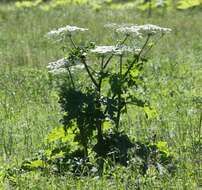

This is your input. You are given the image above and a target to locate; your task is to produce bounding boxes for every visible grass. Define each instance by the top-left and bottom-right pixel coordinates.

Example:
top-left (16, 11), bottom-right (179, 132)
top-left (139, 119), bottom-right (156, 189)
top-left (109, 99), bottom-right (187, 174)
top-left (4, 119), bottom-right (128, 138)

top-left (0, 3), bottom-right (202, 189)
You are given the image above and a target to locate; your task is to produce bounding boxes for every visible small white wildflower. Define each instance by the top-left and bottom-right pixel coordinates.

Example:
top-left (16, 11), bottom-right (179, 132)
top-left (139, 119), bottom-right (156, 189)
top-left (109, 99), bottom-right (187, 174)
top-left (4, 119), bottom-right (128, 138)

top-left (91, 167), bottom-right (98, 173)
top-left (187, 108), bottom-right (197, 116)
top-left (47, 25), bottom-right (88, 39)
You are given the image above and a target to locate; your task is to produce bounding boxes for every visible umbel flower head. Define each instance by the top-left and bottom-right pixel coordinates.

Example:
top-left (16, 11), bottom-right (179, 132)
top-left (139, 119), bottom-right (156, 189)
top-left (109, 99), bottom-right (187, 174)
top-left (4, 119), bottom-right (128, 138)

top-left (106, 23), bottom-right (171, 36)
top-left (135, 24), bottom-right (172, 35)
top-left (91, 45), bottom-right (140, 56)
top-left (47, 58), bottom-right (84, 75)
top-left (47, 58), bottom-right (69, 74)
top-left (116, 26), bottom-right (140, 36)
top-left (47, 25), bottom-right (88, 39)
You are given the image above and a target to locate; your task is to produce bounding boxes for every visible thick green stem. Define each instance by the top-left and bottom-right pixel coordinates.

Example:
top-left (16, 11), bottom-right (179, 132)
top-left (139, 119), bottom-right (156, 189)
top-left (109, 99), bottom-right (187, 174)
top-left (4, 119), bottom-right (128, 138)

top-left (96, 56), bottom-right (105, 144)
top-left (80, 56), bottom-right (104, 144)
top-left (67, 66), bottom-right (75, 89)
top-left (81, 57), bottom-right (99, 89)
top-left (143, 34), bottom-right (164, 57)
top-left (69, 34), bottom-right (77, 49)
top-left (115, 55), bottom-right (123, 131)
top-left (96, 94), bottom-right (103, 145)
top-left (80, 128), bottom-right (88, 157)
top-left (104, 35), bottom-right (150, 120)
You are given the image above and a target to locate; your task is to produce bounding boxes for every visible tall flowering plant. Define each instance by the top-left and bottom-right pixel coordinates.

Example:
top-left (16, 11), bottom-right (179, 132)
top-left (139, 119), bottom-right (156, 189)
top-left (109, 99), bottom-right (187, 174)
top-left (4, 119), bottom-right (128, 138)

top-left (47, 24), bottom-right (171, 157)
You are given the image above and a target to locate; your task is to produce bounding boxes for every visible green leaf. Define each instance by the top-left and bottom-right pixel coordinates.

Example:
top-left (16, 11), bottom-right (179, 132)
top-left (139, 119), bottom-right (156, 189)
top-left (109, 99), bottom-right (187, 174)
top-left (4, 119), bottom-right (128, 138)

top-left (61, 128), bottom-right (77, 144)
top-left (143, 106), bottom-right (158, 119)
top-left (47, 126), bottom-right (65, 143)
top-left (47, 124), bottom-right (79, 149)
top-left (25, 160), bottom-right (44, 169)
top-left (156, 141), bottom-right (169, 155)
top-left (130, 69), bottom-right (140, 79)
top-left (138, 0), bottom-right (173, 10)
top-left (177, 0), bottom-right (202, 9)
top-left (15, 0), bottom-right (42, 9)
top-left (103, 121), bottom-right (112, 132)
top-left (50, 151), bottom-right (65, 160)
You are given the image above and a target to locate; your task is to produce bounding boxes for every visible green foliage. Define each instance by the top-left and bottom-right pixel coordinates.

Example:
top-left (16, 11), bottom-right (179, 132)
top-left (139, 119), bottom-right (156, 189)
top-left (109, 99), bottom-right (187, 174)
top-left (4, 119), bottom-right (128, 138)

top-left (21, 19), bottom-right (174, 178)
top-left (14, 0), bottom-right (91, 10)
top-left (138, 0), bottom-right (173, 10)
top-left (59, 86), bottom-right (98, 152)
top-left (12, 0), bottom-right (202, 13)
top-left (143, 105), bottom-right (158, 119)
top-left (48, 24), bottom-right (163, 159)
top-left (15, 0), bottom-right (42, 8)
top-left (22, 160), bottom-right (45, 170)
top-left (177, 0), bottom-right (202, 9)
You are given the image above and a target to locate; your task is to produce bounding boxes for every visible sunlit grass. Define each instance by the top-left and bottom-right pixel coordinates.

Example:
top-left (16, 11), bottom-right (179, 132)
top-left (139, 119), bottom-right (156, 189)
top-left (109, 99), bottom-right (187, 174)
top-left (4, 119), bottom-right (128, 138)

top-left (0, 3), bottom-right (202, 189)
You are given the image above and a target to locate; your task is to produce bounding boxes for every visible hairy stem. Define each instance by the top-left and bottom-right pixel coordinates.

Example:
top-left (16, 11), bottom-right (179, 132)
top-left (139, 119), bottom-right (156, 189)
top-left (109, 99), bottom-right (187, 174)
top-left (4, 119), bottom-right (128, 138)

top-left (67, 66), bottom-right (75, 89)
top-left (69, 34), bottom-right (77, 49)
top-left (96, 56), bottom-right (105, 144)
top-left (103, 34), bottom-right (129, 69)
top-left (123, 34), bottom-right (151, 79)
top-left (115, 55), bottom-right (123, 131)
top-left (143, 34), bottom-right (164, 57)
top-left (81, 56), bottom-right (99, 89)
top-left (104, 35), bottom-right (150, 117)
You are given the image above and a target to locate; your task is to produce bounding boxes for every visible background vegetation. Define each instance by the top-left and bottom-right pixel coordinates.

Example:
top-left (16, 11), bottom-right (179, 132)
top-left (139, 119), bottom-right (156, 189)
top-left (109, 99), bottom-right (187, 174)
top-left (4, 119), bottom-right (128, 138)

top-left (0, 0), bottom-right (202, 189)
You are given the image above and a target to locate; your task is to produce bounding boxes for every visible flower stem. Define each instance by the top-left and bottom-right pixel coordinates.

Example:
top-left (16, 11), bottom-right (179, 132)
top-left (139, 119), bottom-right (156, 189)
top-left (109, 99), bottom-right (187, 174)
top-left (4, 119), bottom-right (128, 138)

top-left (67, 66), bottom-right (75, 89)
top-left (115, 55), bottom-right (123, 131)
top-left (69, 34), bottom-right (77, 49)
top-left (81, 56), bottom-right (99, 89)
top-left (123, 34), bottom-right (151, 79)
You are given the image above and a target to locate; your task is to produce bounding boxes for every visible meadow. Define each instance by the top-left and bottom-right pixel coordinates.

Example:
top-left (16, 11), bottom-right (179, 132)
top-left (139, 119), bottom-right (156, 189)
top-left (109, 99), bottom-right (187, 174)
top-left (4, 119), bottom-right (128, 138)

top-left (0, 1), bottom-right (202, 189)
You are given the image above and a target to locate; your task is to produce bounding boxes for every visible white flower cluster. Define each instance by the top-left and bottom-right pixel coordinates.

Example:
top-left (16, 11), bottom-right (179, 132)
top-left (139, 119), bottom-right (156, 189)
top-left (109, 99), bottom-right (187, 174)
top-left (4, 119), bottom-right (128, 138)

top-left (91, 46), bottom-right (115, 55)
top-left (116, 25), bottom-right (140, 36)
top-left (136, 24), bottom-right (172, 35)
top-left (106, 23), bottom-right (171, 36)
top-left (47, 58), bottom-right (84, 74)
top-left (90, 45), bottom-right (140, 56)
top-left (47, 25), bottom-right (88, 39)
top-left (47, 58), bottom-right (69, 74)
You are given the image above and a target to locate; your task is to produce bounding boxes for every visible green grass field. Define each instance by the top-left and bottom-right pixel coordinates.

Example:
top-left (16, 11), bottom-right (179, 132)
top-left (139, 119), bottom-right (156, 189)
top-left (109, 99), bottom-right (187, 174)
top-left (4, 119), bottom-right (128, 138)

top-left (0, 2), bottom-right (202, 189)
